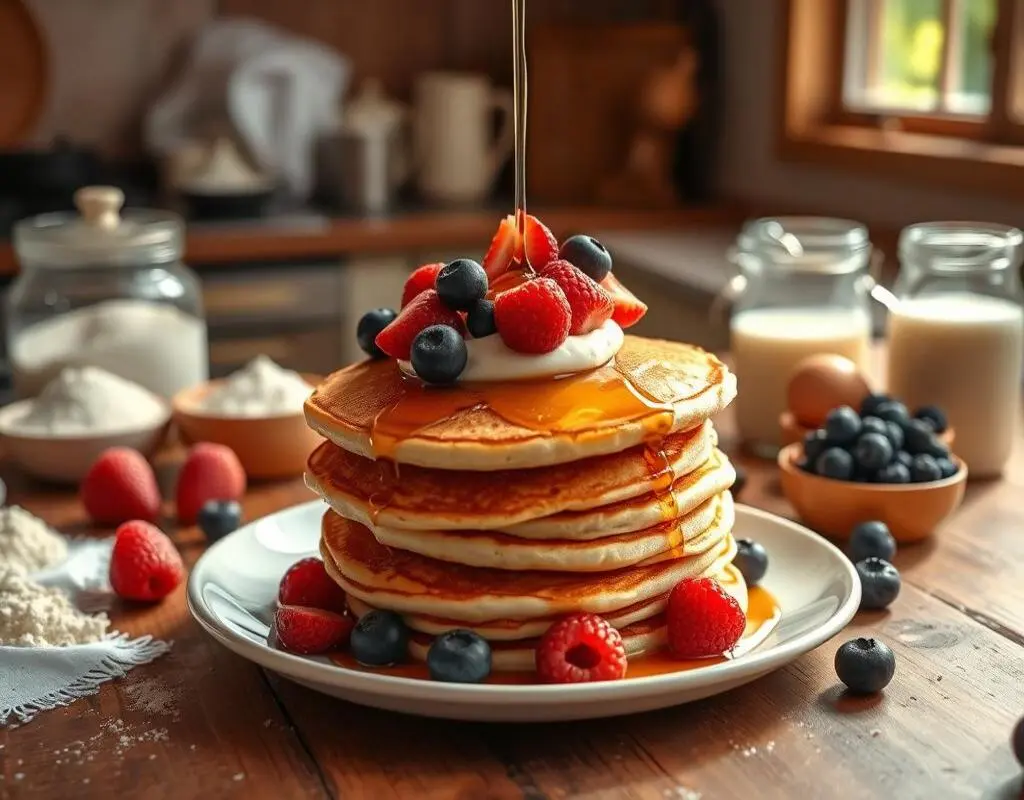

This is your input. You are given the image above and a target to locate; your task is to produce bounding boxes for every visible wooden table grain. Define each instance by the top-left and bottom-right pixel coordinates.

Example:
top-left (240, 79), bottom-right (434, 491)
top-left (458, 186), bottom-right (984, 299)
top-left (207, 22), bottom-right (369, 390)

top-left (2, 414), bottom-right (1024, 800)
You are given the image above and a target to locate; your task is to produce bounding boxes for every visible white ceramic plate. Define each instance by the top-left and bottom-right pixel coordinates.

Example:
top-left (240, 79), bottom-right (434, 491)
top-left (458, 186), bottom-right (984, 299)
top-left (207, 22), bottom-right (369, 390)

top-left (187, 501), bottom-right (860, 722)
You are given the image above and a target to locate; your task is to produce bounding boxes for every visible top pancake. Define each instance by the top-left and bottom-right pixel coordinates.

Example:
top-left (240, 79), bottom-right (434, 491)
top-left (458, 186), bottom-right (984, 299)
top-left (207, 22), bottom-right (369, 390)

top-left (305, 335), bottom-right (735, 470)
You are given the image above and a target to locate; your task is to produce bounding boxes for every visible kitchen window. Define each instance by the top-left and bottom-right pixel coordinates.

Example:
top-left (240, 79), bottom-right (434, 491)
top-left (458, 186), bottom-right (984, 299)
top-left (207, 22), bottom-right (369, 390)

top-left (780, 0), bottom-right (1024, 195)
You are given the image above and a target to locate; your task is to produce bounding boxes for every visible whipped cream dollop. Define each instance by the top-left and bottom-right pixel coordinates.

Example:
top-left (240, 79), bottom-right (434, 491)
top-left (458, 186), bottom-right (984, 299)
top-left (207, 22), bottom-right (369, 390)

top-left (401, 320), bottom-right (625, 382)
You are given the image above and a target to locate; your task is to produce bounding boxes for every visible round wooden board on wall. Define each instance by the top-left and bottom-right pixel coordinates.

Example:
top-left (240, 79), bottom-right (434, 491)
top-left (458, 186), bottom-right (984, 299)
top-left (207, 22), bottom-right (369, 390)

top-left (0, 0), bottom-right (48, 146)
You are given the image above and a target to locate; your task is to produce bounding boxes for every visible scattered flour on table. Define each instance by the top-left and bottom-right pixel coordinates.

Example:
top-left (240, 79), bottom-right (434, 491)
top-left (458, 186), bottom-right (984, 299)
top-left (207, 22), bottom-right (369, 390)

top-left (0, 568), bottom-right (108, 646)
top-left (0, 505), bottom-right (67, 574)
top-left (200, 355), bottom-right (312, 417)
top-left (124, 675), bottom-right (181, 719)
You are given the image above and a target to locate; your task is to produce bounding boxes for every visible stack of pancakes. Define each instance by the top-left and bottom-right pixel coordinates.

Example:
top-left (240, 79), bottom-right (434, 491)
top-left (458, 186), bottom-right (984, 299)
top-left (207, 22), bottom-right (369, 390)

top-left (305, 336), bottom-right (739, 671)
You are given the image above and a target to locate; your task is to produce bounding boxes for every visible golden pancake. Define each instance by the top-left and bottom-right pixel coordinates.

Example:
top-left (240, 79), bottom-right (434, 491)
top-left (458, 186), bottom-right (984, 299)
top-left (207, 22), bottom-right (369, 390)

top-left (305, 336), bottom-right (735, 470)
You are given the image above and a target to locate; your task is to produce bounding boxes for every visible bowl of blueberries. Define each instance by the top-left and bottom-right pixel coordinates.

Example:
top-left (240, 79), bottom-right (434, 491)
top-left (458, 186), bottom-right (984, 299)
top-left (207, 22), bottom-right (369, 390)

top-left (778, 393), bottom-right (967, 543)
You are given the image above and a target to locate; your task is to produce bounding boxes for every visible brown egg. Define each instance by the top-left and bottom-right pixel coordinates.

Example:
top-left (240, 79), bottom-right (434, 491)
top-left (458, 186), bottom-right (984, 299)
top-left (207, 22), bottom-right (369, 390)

top-left (787, 354), bottom-right (872, 428)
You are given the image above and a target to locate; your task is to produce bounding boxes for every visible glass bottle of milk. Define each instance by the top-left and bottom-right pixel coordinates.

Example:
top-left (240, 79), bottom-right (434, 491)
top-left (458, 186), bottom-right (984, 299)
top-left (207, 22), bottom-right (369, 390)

top-left (729, 217), bottom-right (874, 457)
top-left (887, 222), bottom-right (1024, 478)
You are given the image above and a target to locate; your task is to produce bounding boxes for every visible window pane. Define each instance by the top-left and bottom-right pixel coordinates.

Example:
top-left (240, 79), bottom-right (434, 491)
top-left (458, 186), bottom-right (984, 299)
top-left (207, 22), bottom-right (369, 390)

top-left (946, 0), bottom-right (996, 114)
top-left (871, 0), bottom-right (945, 112)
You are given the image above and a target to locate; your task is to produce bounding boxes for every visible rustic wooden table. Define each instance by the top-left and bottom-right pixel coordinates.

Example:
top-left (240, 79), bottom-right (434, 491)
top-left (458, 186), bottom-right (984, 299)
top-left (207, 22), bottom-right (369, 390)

top-left (2, 409), bottom-right (1024, 800)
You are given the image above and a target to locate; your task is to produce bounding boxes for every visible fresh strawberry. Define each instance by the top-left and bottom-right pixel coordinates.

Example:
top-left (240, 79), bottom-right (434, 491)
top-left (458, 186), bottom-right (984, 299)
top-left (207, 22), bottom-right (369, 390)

top-left (488, 269), bottom-right (529, 297)
top-left (600, 273), bottom-right (648, 328)
top-left (541, 260), bottom-right (614, 335)
top-left (108, 520), bottom-right (185, 602)
top-left (522, 214), bottom-right (559, 271)
top-left (482, 215), bottom-right (521, 280)
top-left (493, 277), bottom-right (571, 354)
top-left (80, 447), bottom-right (160, 525)
top-left (375, 289), bottom-right (466, 360)
top-left (666, 577), bottom-right (746, 659)
top-left (401, 262), bottom-right (444, 308)
top-left (536, 613), bottom-right (627, 684)
top-left (176, 443), bottom-right (246, 525)
top-left (278, 557), bottom-right (348, 613)
top-left (275, 604), bottom-right (354, 655)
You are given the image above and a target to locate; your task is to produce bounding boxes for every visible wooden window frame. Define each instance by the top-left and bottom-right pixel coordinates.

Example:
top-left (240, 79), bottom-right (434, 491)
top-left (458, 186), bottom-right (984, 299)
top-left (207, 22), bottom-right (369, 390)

top-left (779, 0), bottom-right (1024, 197)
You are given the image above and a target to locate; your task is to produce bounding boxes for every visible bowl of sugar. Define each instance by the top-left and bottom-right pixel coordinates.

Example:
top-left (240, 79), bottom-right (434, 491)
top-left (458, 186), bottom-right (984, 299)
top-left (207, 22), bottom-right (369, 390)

top-left (0, 367), bottom-right (171, 484)
top-left (172, 356), bottom-right (322, 480)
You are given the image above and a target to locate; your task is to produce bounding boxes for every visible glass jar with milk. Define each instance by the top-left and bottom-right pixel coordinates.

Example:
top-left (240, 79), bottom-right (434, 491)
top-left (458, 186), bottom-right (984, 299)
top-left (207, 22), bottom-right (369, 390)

top-left (730, 217), bottom-right (874, 457)
top-left (887, 222), bottom-right (1024, 478)
top-left (7, 186), bottom-right (208, 399)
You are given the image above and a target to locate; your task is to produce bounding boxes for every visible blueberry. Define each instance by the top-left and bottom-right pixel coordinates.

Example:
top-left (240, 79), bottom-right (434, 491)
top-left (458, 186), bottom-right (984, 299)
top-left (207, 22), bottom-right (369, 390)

top-left (426, 629), bottom-right (492, 683)
top-left (824, 406), bottom-right (861, 445)
top-left (860, 393), bottom-right (891, 418)
top-left (895, 450), bottom-right (914, 470)
top-left (197, 500), bottom-right (243, 542)
top-left (356, 308), bottom-right (397, 359)
top-left (874, 400), bottom-right (911, 427)
top-left (914, 404), bottom-right (948, 433)
top-left (1013, 716), bottom-right (1024, 767)
top-left (732, 465), bottom-right (747, 498)
top-left (559, 235), bottom-right (613, 282)
top-left (860, 416), bottom-right (888, 439)
top-left (856, 557), bottom-right (901, 610)
top-left (853, 432), bottom-right (894, 471)
top-left (410, 325), bottom-right (467, 385)
top-left (350, 610), bottom-right (409, 666)
top-left (466, 298), bottom-right (497, 338)
top-left (816, 447), bottom-right (854, 480)
top-left (876, 461), bottom-right (911, 484)
top-left (885, 421), bottom-right (905, 452)
top-left (849, 521), bottom-right (896, 562)
top-left (436, 259), bottom-right (488, 311)
top-left (935, 457), bottom-right (959, 479)
top-left (803, 429), bottom-right (830, 464)
top-left (902, 419), bottom-right (949, 458)
top-left (835, 637), bottom-right (896, 694)
top-left (733, 538), bottom-right (769, 586)
top-left (910, 453), bottom-right (942, 483)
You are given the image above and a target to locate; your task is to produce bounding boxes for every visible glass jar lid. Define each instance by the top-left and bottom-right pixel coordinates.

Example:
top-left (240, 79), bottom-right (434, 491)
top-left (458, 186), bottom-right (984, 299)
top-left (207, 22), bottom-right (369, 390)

top-left (13, 186), bottom-right (184, 268)
top-left (736, 216), bottom-right (871, 274)
top-left (899, 221), bottom-right (1024, 273)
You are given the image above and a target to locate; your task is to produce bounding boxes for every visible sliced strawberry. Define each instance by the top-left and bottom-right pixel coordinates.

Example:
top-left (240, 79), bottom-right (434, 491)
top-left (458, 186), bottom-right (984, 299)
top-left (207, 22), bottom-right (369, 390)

top-left (600, 273), bottom-right (648, 329)
top-left (274, 605), bottom-right (354, 655)
top-left (522, 215), bottom-right (559, 271)
top-left (401, 263), bottom-right (444, 308)
top-left (482, 215), bottom-right (521, 281)
top-left (541, 260), bottom-right (614, 335)
top-left (494, 277), bottom-right (571, 354)
top-left (375, 289), bottom-right (466, 360)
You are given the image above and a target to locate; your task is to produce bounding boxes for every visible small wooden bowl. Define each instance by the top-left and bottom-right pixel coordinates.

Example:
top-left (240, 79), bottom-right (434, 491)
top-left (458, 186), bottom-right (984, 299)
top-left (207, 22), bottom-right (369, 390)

top-left (777, 442), bottom-right (967, 543)
top-left (172, 375), bottom-right (323, 480)
top-left (780, 410), bottom-right (956, 449)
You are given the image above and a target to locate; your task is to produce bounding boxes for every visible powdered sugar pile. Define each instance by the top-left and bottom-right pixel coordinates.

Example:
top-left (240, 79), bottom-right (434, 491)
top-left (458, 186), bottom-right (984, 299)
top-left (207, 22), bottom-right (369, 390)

top-left (200, 355), bottom-right (312, 417)
top-left (0, 568), bottom-right (108, 646)
top-left (0, 506), bottom-right (67, 575)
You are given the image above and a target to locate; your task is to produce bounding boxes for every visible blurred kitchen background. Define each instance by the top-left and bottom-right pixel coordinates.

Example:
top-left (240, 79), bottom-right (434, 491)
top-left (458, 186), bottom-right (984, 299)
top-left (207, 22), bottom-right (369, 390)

top-left (0, 0), bottom-right (1021, 400)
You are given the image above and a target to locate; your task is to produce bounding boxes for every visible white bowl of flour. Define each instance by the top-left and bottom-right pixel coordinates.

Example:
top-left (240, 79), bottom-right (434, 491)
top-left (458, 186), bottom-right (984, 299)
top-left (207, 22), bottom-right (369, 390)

top-left (0, 367), bottom-right (171, 484)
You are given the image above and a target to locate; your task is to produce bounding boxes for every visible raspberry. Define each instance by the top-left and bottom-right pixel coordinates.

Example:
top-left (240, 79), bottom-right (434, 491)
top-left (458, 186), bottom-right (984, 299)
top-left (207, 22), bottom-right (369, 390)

top-left (401, 263), bottom-right (444, 308)
top-left (375, 289), bottom-right (466, 360)
top-left (600, 273), bottom-right (648, 329)
top-left (278, 557), bottom-right (348, 612)
top-left (176, 443), bottom-right (246, 524)
top-left (522, 214), bottom-right (559, 271)
top-left (482, 215), bottom-right (521, 280)
top-left (80, 447), bottom-right (161, 525)
top-left (666, 577), bottom-right (746, 659)
top-left (493, 277), bottom-right (571, 354)
top-left (108, 520), bottom-right (185, 602)
top-left (536, 613), bottom-right (627, 684)
top-left (274, 605), bottom-right (354, 655)
top-left (541, 260), bottom-right (614, 335)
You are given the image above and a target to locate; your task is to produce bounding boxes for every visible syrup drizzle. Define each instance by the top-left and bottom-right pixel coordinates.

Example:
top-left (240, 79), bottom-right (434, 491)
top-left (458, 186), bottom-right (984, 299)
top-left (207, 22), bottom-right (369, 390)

top-left (643, 442), bottom-right (681, 522)
top-left (512, 0), bottom-right (530, 266)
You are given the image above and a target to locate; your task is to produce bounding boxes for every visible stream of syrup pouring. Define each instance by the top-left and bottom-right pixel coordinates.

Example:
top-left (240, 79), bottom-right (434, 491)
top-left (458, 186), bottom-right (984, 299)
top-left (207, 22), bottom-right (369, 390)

top-left (512, 0), bottom-right (531, 271)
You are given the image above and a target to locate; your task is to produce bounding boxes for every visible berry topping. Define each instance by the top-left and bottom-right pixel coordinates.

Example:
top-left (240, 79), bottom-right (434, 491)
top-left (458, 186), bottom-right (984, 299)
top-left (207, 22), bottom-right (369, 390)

top-left (856, 557), bottom-right (901, 610)
top-left (493, 276), bottom-right (571, 354)
top-left (814, 447), bottom-right (854, 480)
top-left (859, 415), bottom-right (889, 439)
top-left (176, 443), bottom-right (246, 525)
top-left (108, 520), bottom-right (184, 602)
top-left (411, 324), bottom-right (468, 385)
top-left (374, 289), bottom-right (466, 361)
top-left (733, 539), bottom-right (769, 586)
top-left (853, 431), bottom-right (894, 471)
top-left (81, 447), bottom-right (161, 525)
top-left (902, 419), bottom-right (949, 458)
top-left (522, 214), bottom-right (560, 270)
top-left (274, 605), bottom-right (354, 655)
top-left (835, 637), bottom-right (896, 694)
top-left (824, 405), bottom-right (861, 445)
top-left (483, 215), bottom-right (521, 280)
top-left (540, 259), bottom-right (614, 335)
top-left (874, 400), bottom-right (911, 427)
top-left (559, 235), bottom-right (613, 283)
top-left (357, 308), bottom-right (397, 359)
top-left (935, 457), bottom-right (959, 479)
top-left (876, 461), bottom-right (911, 483)
top-left (466, 298), bottom-right (497, 338)
top-left (599, 273), bottom-right (648, 328)
top-left (427, 629), bottom-right (493, 683)
top-left (536, 612), bottom-right (627, 684)
top-left (803, 428), bottom-right (830, 464)
top-left (278, 557), bottom-right (348, 613)
top-left (848, 521), bottom-right (896, 563)
top-left (436, 258), bottom-right (488, 311)
top-left (885, 420), bottom-right (905, 451)
top-left (350, 609), bottom-right (409, 666)
top-left (859, 393), bottom-right (891, 418)
top-left (914, 404), bottom-right (948, 433)
top-left (666, 577), bottom-right (746, 659)
top-left (910, 453), bottom-right (942, 482)
top-left (401, 263), bottom-right (444, 308)
top-left (197, 499), bottom-right (242, 542)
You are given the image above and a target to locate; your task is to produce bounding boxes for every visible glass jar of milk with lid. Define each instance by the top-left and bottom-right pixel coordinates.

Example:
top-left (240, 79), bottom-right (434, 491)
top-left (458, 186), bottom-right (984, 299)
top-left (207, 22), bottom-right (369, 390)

top-left (729, 217), bottom-right (874, 457)
top-left (7, 186), bottom-right (208, 399)
top-left (887, 222), bottom-right (1024, 478)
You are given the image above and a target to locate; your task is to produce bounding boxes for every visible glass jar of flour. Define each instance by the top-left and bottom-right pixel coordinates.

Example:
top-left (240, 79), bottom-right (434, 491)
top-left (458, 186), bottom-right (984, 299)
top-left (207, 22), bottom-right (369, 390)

top-left (7, 186), bottom-right (208, 399)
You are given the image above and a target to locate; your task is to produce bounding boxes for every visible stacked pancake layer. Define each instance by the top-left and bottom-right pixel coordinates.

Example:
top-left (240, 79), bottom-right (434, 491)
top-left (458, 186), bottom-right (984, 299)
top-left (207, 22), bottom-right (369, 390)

top-left (305, 335), bottom-right (741, 672)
